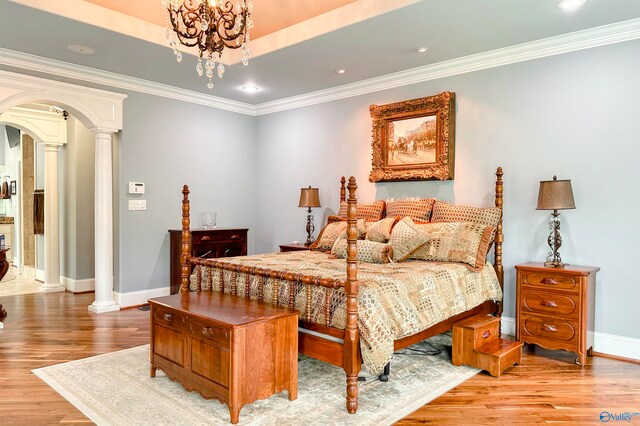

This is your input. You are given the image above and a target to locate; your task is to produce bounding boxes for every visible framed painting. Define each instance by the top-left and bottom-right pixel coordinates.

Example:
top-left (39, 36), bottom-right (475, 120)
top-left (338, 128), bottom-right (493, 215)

top-left (369, 91), bottom-right (456, 182)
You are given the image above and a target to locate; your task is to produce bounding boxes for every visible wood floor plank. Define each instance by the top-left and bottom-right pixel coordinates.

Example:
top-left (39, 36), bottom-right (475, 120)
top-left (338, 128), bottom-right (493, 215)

top-left (1, 291), bottom-right (639, 425)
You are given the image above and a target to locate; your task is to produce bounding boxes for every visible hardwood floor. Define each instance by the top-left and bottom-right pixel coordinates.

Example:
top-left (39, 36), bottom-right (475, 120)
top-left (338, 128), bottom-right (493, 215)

top-left (1, 291), bottom-right (639, 425)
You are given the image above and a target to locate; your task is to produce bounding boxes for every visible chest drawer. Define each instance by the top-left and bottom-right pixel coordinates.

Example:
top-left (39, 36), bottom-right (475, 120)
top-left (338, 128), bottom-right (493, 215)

top-left (153, 305), bottom-right (187, 331)
top-left (193, 230), bottom-right (247, 244)
top-left (520, 289), bottom-right (579, 318)
top-left (190, 318), bottom-right (230, 349)
top-left (519, 270), bottom-right (580, 293)
top-left (519, 313), bottom-right (578, 345)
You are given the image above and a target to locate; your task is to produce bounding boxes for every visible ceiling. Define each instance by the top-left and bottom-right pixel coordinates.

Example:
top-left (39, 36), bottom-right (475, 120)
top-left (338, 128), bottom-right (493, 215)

top-left (1, 0), bottom-right (640, 105)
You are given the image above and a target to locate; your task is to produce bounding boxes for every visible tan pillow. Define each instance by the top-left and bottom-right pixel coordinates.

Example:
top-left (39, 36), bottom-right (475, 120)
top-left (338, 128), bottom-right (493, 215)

top-left (385, 198), bottom-right (435, 222)
top-left (332, 239), bottom-right (394, 264)
top-left (337, 200), bottom-right (385, 221)
top-left (388, 217), bottom-right (429, 262)
top-left (309, 221), bottom-right (347, 252)
top-left (412, 222), bottom-right (494, 271)
top-left (430, 201), bottom-right (501, 242)
top-left (365, 217), bottom-right (397, 243)
top-left (332, 219), bottom-right (368, 249)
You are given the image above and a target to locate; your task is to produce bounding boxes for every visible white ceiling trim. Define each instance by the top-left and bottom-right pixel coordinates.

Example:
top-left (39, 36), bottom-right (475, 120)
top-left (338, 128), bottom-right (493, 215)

top-left (254, 17), bottom-right (640, 115)
top-left (1, 17), bottom-right (640, 117)
top-left (0, 48), bottom-right (256, 116)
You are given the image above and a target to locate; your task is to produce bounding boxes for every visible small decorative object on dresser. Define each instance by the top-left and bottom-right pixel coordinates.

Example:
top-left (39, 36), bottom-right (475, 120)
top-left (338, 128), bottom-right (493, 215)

top-left (298, 186), bottom-right (321, 246)
top-left (515, 262), bottom-right (599, 366)
top-left (279, 243), bottom-right (310, 252)
top-left (168, 228), bottom-right (248, 294)
top-left (536, 176), bottom-right (575, 267)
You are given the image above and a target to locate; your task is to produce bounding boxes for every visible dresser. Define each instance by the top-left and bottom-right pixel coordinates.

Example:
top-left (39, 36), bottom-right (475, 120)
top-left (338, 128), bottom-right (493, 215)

top-left (515, 262), bottom-right (599, 366)
top-left (149, 292), bottom-right (298, 424)
top-left (169, 228), bottom-right (248, 294)
top-left (279, 243), bottom-right (310, 252)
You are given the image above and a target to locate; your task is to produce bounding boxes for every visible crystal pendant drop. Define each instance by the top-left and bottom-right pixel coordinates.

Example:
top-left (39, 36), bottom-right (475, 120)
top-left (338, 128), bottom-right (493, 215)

top-left (217, 63), bottom-right (225, 78)
top-left (207, 80), bottom-right (214, 89)
top-left (196, 60), bottom-right (203, 76)
top-left (206, 68), bottom-right (214, 79)
top-left (176, 51), bottom-right (182, 62)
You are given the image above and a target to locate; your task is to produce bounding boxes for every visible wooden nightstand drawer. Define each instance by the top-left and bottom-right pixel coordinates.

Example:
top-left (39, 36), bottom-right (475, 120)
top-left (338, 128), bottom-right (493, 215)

top-left (520, 270), bottom-right (579, 293)
top-left (519, 313), bottom-right (578, 344)
top-left (520, 288), bottom-right (579, 318)
top-left (194, 230), bottom-right (246, 244)
top-left (153, 305), bottom-right (187, 331)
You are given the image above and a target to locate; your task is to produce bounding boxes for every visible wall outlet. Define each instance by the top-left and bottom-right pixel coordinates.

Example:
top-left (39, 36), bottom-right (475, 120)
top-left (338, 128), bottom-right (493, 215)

top-left (128, 200), bottom-right (147, 211)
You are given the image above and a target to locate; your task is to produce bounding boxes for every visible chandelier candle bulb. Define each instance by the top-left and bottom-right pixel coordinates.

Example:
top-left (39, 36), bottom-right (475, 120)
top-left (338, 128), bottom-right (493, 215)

top-left (165, 0), bottom-right (253, 89)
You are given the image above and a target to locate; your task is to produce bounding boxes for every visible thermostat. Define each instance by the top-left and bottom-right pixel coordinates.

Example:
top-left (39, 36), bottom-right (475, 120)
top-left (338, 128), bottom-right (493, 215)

top-left (128, 182), bottom-right (145, 194)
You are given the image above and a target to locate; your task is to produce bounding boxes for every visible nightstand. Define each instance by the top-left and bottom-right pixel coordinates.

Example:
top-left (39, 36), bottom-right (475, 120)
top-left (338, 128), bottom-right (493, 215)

top-left (515, 262), bottom-right (599, 366)
top-left (279, 243), bottom-right (310, 252)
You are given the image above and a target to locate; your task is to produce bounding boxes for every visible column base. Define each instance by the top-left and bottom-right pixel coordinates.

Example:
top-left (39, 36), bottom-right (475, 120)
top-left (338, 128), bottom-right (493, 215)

top-left (40, 284), bottom-right (66, 293)
top-left (0, 322), bottom-right (4, 329)
top-left (88, 302), bottom-right (120, 314)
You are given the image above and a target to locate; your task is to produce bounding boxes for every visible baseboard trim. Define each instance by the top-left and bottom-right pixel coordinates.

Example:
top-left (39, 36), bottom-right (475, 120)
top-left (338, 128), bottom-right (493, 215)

top-left (35, 268), bottom-right (44, 282)
top-left (114, 287), bottom-right (170, 309)
top-left (61, 277), bottom-right (95, 293)
top-left (500, 316), bottom-right (640, 362)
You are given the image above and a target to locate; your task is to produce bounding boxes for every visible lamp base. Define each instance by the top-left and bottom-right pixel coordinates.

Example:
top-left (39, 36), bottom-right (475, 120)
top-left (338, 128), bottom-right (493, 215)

top-left (544, 260), bottom-right (565, 268)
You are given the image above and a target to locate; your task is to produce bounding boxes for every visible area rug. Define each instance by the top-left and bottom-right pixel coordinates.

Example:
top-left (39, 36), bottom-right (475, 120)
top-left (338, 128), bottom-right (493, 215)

top-left (33, 334), bottom-right (478, 425)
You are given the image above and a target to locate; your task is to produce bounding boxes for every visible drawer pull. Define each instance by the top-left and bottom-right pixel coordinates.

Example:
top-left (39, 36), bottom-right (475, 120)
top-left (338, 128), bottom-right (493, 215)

top-left (200, 236), bottom-right (211, 241)
top-left (163, 313), bottom-right (173, 323)
top-left (542, 324), bottom-right (558, 333)
top-left (540, 277), bottom-right (558, 285)
top-left (230, 234), bottom-right (240, 240)
top-left (542, 300), bottom-right (558, 308)
top-left (482, 330), bottom-right (491, 338)
top-left (202, 327), bottom-right (221, 338)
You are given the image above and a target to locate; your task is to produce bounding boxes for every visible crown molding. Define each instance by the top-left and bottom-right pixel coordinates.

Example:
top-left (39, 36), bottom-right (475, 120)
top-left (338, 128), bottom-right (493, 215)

top-left (2, 17), bottom-right (640, 117)
top-left (254, 17), bottom-right (640, 115)
top-left (0, 48), bottom-right (256, 116)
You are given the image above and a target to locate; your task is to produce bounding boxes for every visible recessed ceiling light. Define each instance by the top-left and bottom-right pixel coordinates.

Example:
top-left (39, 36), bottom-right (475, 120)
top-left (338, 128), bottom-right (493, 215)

top-left (336, 69), bottom-right (346, 74)
top-left (242, 85), bottom-right (260, 93)
top-left (417, 47), bottom-right (428, 53)
top-left (557, 0), bottom-right (587, 12)
top-left (67, 44), bottom-right (95, 55)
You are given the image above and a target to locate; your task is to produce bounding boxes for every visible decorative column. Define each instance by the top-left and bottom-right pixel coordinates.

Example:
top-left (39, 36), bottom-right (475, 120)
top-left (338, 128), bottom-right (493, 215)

top-left (88, 130), bottom-right (120, 313)
top-left (40, 143), bottom-right (65, 293)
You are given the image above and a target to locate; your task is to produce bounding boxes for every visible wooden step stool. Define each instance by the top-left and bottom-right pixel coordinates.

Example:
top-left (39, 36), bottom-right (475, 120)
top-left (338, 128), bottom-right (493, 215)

top-left (452, 315), bottom-right (523, 377)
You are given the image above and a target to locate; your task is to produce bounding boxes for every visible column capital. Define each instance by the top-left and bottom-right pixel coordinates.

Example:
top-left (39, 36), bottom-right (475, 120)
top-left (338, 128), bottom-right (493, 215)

top-left (43, 142), bottom-right (63, 151)
top-left (89, 127), bottom-right (118, 135)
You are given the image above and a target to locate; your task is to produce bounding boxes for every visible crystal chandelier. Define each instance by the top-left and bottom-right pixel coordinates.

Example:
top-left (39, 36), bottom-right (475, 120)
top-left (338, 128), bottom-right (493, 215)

top-left (163, 0), bottom-right (254, 89)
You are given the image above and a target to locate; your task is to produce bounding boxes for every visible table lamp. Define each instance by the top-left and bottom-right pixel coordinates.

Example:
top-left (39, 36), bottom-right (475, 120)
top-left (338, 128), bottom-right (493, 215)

top-left (298, 186), bottom-right (321, 246)
top-left (536, 175), bottom-right (575, 267)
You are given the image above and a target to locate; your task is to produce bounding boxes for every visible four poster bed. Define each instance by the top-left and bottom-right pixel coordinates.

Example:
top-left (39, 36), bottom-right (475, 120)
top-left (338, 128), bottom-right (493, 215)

top-left (177, 167), bottom-right (505, 414)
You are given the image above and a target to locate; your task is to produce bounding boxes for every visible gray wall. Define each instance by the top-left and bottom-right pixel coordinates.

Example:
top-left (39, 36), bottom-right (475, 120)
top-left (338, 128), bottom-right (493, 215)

top-left (64, 117), bottom-right (96, 280)
top-left (255, 39), bottom-right (640, 340)
top-left (116, 92), bottom-right (257, 293)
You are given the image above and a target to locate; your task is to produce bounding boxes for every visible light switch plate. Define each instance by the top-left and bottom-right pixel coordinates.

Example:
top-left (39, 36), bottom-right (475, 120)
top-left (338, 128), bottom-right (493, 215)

top-left (128, 199), bottom-right (147, 211)
top-left (128, 182), bottom-right (145, 194)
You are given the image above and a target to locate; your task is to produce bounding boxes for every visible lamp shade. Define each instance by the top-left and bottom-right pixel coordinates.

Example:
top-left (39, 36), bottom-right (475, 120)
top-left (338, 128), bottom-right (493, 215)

top-left (299, 186), bottom-right (321, 208)
top-left (536, 176), bottom-right (575, 210)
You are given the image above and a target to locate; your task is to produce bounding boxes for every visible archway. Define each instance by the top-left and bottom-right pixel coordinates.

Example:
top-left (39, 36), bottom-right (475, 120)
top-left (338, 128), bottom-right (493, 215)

top-left (0, 70), bottom-right (127, 313)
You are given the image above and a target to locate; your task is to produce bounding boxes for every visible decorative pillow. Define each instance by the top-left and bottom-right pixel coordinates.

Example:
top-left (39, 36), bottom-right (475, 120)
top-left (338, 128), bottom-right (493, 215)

top-left (337, 200), bottom-right (385, 221)
top-left (333, 218), bottom-right (368, 246)
top-left (388, 217), bottom-right (429, 262)
top-left (430, 201), bottom-right (501, 241)
top-left (365, 217), bottom-right (397, 243)
top-left (411, 222), bottom-right (494, 271)
top-left (332, 239), bottom-right (394, 264)
top-left (385, 198), bottom-right (435, 222)
top-left (309, 221), bottom-right (347, 252)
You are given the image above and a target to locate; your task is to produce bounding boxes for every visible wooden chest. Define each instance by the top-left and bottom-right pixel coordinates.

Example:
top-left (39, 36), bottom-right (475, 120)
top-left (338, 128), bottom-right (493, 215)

top-left (515, 263), bottom-right (599, 366)
top-left (149, 292), bottom-right (298, 424)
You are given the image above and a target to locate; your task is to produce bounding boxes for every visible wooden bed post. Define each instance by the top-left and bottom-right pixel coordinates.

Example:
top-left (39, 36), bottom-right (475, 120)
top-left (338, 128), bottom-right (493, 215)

top-left (344, 176), bottom-right (360, 414)
top-left (179, 185), bottom-right (192, 294)
top-left (339, 176), bottom-right (346, 203)
top-left (494, 167), bottom-right (504, 315)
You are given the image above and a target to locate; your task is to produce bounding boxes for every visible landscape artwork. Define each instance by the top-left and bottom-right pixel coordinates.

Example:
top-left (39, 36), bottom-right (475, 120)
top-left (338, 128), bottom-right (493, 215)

top-left (387, 116), bottom-right (437, 166)
top-left (369, 91), bottom-right (456, 182)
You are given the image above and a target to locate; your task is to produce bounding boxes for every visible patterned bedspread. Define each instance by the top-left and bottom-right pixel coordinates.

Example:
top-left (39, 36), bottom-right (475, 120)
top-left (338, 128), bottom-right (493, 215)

top-left (190, 251), bottom-right (502, 373)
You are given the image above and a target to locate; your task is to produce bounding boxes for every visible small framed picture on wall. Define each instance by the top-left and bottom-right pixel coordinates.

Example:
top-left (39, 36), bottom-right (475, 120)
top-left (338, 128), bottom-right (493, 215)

top-left (10, 181), bottom-right (16, 195)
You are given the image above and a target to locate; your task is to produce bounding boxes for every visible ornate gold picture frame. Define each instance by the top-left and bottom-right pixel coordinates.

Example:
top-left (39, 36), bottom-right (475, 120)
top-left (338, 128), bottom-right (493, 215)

top-left (369, 91), bottom-right (455, 182)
